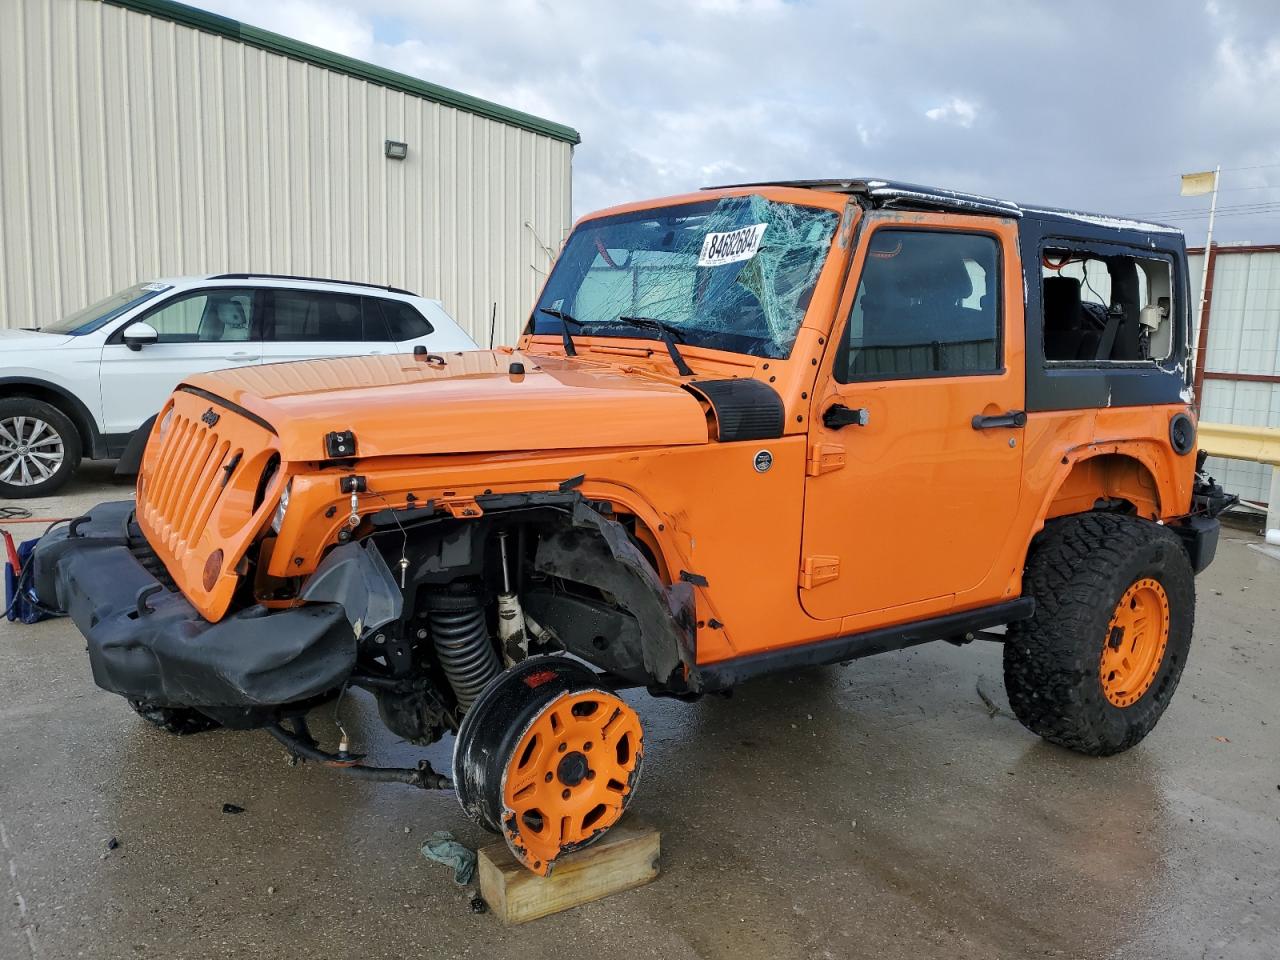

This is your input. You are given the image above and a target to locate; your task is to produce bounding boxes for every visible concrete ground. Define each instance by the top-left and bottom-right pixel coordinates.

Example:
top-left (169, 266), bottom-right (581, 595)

top-left (2, 463), bottom-right (1277, 960)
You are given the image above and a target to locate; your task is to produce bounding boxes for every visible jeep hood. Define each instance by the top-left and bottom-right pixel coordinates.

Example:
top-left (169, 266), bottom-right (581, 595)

top-left (183, 351), bottom-right (711, 460)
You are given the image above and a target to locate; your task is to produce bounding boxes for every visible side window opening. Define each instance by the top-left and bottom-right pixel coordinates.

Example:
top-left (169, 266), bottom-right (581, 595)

top-left (1041, 248), bottom-right (1174, 364)
top-left (143, 289), bottom-right (255, 344)
top-left (837, 229), bottom-right (1001, 382)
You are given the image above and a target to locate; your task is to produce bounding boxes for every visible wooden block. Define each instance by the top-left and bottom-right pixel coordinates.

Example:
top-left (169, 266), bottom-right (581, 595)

top-left (477, 823), bottom-right (660, 924)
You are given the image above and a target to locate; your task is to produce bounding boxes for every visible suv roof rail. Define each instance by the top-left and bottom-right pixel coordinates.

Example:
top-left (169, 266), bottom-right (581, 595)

top-left (209, 273), bottom-right (418, 296)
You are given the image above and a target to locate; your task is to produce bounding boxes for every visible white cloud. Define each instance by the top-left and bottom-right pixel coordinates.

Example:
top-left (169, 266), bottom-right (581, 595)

top-left (193, 0), bottom-right (1280, 244)
top-left (924, 97), bottom-right (978, 128)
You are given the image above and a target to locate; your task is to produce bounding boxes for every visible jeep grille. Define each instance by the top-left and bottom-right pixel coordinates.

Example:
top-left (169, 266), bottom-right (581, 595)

top-left (139, 411), bottom-right (238, 557)
top-left (136, 388), bottom-right (281, 622)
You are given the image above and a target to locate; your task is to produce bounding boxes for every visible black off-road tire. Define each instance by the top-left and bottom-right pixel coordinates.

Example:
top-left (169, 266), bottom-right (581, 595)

top-left (0, 397), bottom-right (82, 498)
top-left (1003, 513), bottom-right (1195, 757)
top-left (128, 699), bottom-right (222, 736)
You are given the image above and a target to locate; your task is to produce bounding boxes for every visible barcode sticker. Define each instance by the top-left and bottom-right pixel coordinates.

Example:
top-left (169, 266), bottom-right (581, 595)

top-left (697, 223), bottom-right (768, 267)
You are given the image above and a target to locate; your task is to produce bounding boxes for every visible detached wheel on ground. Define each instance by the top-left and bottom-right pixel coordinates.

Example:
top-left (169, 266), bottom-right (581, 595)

top-left (1004, 512), bottom-right (1195, 756)
top-left (128, 699), bottom-right (222, 736)
top-left (453, 656), bottom-right (644, 876)
top-left (0, 397), bottom-right (81, 497)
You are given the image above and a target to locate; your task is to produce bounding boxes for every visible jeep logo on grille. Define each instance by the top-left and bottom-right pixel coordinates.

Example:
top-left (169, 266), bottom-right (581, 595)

top-left (201, 408), bottom-right (221, 428)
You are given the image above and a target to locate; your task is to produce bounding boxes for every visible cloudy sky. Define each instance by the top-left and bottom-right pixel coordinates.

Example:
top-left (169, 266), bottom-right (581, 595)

top-left (200, 0), bottom-right (1280, 245)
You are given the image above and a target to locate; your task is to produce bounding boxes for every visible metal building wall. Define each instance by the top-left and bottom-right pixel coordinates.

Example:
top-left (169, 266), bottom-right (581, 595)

top-left (1190, 248), bottom-right (1280, 502)
top-left (0, 0), bottom-right (574, 347)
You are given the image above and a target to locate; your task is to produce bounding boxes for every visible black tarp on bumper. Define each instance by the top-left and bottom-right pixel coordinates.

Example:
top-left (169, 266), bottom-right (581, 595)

top-left (30, 501), bottom-right (394, 723)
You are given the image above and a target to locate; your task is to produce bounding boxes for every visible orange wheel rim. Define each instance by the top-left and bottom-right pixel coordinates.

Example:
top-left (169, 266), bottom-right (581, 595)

top-left (500, 689), bottom-right (643, 875)
top-left (1099, 578), bottom-right (1170, 708)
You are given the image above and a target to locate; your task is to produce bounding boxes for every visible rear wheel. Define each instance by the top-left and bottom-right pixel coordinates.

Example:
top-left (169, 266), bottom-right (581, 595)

top-left (453, 657), bottom-right (644, 875)
top-left (128, 699), bottom-right (222, 736)
top-left (0, 398), bottom-right (82, 498)
top-left (1003, 513), bottom-right (1194, 756)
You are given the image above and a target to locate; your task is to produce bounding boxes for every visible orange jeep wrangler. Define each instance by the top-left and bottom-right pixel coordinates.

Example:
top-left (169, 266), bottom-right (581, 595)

top-left (31, 179), bottom-right (1232, 875)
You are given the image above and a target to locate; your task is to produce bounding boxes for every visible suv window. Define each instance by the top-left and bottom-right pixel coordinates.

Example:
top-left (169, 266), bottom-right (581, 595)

top-left (145, 289), bottom-right (256, 343)
top-left (376, 299), bottom-right (434, 341)
top-left (837, 230), bottom-right (1000, 381)
top-left (1041, 248), bottom-right (1175, 363)
top-left (267, 290), bottom-right (370, 343)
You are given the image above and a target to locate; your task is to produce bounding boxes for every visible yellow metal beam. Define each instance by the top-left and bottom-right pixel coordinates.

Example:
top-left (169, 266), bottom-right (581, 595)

top-left (1198, 422), bottom-right (1280, 466)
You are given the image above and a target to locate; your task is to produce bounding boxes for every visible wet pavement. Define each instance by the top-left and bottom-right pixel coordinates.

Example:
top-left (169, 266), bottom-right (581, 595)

top-left (1, 464), bottom-right (1277, 959)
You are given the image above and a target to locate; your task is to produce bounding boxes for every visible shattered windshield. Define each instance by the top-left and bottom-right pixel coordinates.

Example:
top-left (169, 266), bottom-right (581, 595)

top-left (530, 195), bottom-right (840, 359)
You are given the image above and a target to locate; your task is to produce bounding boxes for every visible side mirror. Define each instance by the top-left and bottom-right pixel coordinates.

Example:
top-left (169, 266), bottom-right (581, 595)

top-left (122, 321), bottom-right (159, 351)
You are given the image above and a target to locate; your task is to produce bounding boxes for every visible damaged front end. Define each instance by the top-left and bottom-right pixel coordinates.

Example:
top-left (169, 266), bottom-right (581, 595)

top-left (30, 500), bottom-right (401, 728)
top-left (31, 485), bottom-right (692, 873)
top-left (30, 486), bottom-right (699, 729)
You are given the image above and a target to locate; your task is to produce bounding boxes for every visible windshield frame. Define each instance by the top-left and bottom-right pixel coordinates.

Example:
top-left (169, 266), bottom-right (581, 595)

top-left (526, 191), bottom-right (846, 361)
top-left (42, 282), bottom-right (172, 336)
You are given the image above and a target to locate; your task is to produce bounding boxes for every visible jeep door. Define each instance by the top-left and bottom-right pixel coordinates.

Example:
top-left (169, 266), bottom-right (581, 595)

top-left (800, 214), bottom-right (1026, 626)
top-left (98, 287), bottom-right (263, 435)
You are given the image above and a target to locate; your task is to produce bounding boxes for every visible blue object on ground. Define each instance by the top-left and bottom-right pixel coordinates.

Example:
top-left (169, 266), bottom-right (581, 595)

top-left (5, 537), bottom-right (55, 624)
top-left (420, 830), bottom-right (478, 886)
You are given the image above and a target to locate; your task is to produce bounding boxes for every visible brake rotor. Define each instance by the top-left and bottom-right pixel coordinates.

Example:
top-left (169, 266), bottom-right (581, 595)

top-left (453, 656), bottom-right (644, 876)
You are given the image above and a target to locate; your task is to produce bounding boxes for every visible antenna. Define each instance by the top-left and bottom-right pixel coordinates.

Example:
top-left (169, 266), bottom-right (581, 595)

top-left (488, 302), bottom-right (497, 349)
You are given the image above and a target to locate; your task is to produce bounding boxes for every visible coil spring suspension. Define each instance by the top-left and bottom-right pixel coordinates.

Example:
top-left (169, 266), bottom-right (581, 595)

top-left (428, 585), bottom-right (501, 711)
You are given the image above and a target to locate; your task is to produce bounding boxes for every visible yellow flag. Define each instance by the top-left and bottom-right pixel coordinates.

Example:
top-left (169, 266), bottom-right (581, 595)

top-left (1180, 171), bottom-right (1217, 196)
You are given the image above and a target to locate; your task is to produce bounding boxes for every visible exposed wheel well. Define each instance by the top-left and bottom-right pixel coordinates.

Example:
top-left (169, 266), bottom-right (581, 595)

top-left (1043, 453), bottom-right (1162, 523)
top-left (0, 379), bottom-right (101, 459)
top-left (361, 493), bottom-right (694, 692)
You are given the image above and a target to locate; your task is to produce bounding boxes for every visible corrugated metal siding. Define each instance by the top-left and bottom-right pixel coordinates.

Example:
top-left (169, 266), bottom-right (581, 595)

top-left (1199, 379), bottom-right (1280, 502)
top-left (0, 0), bottom-right (572, 347)
top-left (1193, 249), bottom-right (1280, 502)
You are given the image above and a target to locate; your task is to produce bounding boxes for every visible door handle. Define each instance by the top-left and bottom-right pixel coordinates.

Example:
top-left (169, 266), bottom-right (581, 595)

top-left (823, 404), bottom-right (870, 429)
top-left (971, 410), bottom-right (1027, 430)
top-left (224, 353), bottom-right (255, 361)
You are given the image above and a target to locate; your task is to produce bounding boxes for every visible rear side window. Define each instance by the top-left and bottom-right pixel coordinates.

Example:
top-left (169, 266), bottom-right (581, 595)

top-left (376, 299), bottom-right (435, 341)
top-left (1041, 248), bottom-right (1176, 363)
top-left (267, 290), bottom-right (366, 342)
top-left (837, 230), bottom-right (1000, 381)
top-left (144, 289), bottom-right (256, 343)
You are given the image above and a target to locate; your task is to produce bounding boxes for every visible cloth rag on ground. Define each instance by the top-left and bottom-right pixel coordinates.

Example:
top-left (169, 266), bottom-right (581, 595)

top-left (420, 830), bottom-right (477, 886)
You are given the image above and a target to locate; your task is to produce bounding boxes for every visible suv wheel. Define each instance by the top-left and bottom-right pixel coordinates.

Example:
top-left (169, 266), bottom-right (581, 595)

top-left (1003, 513), bottom-right (1195, 757)
top-left (128, 699), bottom-right (222, 736)
top-left (0, 398), bottom-right (82, 498)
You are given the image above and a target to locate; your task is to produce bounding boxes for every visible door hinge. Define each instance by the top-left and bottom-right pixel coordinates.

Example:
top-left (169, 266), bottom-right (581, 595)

top-left (807, 443), bottom-right (846, 477)
top-left (799, 555), bottom-right (840, 590)
top-left (438, 495), bottom-right (484, 518)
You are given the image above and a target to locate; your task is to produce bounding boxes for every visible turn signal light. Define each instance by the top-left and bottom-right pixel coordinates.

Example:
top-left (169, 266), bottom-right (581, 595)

top-left (203, 549), bottom-right (224, 591)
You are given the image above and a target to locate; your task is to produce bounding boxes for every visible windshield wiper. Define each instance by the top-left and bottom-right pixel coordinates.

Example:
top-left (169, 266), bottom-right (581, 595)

top-left (615, 316), bottom-right (694, 377)
top-left (537, 307), bottom-right (580, 357)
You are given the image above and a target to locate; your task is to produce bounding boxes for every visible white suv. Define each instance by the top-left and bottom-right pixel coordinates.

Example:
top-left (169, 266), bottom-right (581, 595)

top-left (0, 274), bottom-right (477, 497)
